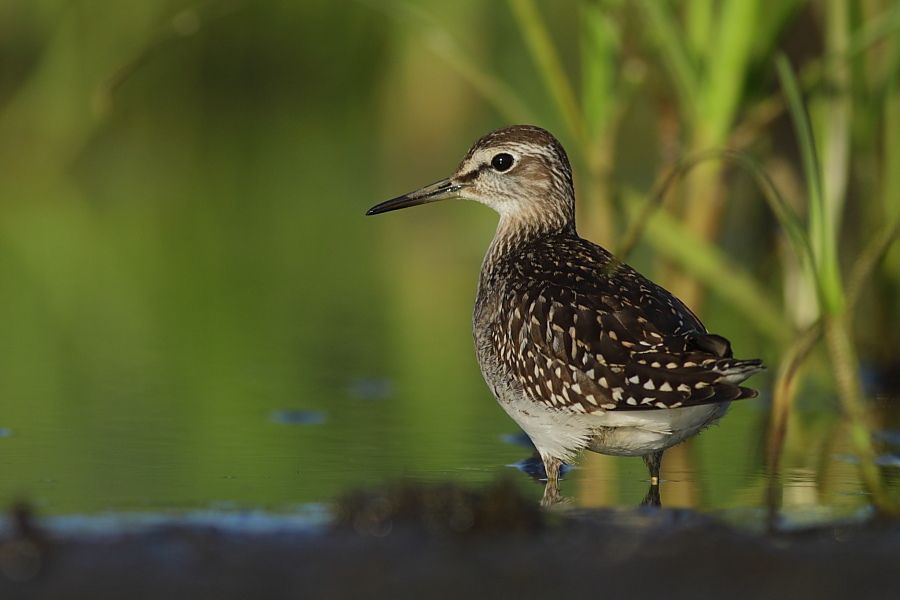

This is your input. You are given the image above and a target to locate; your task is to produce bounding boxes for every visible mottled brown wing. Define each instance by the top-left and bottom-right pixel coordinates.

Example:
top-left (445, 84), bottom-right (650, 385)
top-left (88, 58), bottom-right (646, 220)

top-left (494, 239), bottom-right (761, 413)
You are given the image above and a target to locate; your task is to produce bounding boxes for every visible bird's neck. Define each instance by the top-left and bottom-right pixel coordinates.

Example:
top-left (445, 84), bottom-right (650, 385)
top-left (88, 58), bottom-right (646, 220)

top-left (481, 209), bottom-right (576, 280)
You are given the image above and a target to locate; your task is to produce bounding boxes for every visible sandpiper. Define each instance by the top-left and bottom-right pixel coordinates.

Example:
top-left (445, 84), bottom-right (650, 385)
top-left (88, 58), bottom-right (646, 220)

top-left (367, 125), bottom-right (764, 506)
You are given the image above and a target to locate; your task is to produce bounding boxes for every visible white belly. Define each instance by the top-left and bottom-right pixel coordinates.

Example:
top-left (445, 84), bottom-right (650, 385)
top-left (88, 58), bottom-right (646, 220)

top-left (498, 394), bottom-right (729, 461)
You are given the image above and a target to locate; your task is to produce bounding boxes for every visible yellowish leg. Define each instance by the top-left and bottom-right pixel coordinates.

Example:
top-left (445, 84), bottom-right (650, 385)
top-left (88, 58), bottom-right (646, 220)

top-left (641, 450), bottom-right (664, 507)
top-left (540, 456), bottom-right (562, 508)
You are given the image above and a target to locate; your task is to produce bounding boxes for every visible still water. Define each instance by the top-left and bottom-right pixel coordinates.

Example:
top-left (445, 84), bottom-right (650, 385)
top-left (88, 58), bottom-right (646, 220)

top-left (0, 130), bottom-right (897, 520)
top-left (1, 333), bottom-right (896, 519)
top-left (0, 17), bottom-right (896, 520)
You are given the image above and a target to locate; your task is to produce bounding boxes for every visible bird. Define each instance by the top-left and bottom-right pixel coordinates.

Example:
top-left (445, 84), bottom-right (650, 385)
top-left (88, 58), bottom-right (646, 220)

top-left (366, 125), bottom-right (764, 506)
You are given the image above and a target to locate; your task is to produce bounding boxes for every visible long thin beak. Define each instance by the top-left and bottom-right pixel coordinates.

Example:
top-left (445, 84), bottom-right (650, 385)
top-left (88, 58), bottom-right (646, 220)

top-left (366, 178), bottom-right (463, 216)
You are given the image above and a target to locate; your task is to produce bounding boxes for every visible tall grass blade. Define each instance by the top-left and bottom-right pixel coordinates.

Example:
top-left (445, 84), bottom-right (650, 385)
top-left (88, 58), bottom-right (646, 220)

top-left (618, 149), bottom-right (813, 276)
top-left (580, 1), bottom-right (618, 138)
top-left (823, 318), bottom-right (895, 513)
top-left (777, 51), bottom-right (896, 513)
top-left (776, 54), bottom-right (843, 313)
top-left (507, 0), bottom-right (585, 142)
top-left (636, 0), bottom-right (698, 119)
top-left (370, 0), bottom-right (537, 124)
top-left (766, 321), bottom-right (821, 529)
top-left (703, 0), bottom-right (757, 142)
top-left (685, 0), bottom-right (713, 57)
top-left (621, 188), bottom-right (790, 343)
top-left (846, 221), bottom-right (900, 310)
top-left (819, 0), bottom-right (852, 307)
top-left (847, 1), bottom-right (900, 58)
top-left (751, 0), bottom-right (804, 61)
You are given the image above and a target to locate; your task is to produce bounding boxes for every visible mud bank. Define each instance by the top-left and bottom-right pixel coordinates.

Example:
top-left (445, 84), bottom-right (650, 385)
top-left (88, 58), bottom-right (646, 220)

top-left (2, 502), bottom-right (899, 600)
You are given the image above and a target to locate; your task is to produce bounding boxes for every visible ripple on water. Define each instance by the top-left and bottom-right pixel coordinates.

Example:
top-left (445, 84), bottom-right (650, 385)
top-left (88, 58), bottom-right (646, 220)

top-left (833, 452), bottom-right (900, 467)
top-left (346, 377), bottom-right (393, 400)
top-left (270, 410), bottom-right (326, 426)
top-left (506, 455), bottom-right (573, 481)
top-left (0, 506), bottom-right (330, 539)
top-left (499, 432), bottom-right (534, 448)
top-left (875, 453), bottom-right (900, 467)
top-left (874, 430), bottom-right (900, 445)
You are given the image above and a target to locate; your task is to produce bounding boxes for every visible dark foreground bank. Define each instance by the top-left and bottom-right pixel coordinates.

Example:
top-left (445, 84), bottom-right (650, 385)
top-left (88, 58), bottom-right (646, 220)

top-left (2, 482), bottom-right (899, 600)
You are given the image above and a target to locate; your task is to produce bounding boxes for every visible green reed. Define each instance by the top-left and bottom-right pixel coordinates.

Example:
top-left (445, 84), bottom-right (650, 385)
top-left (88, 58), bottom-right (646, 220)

top-left (383, 0), bottom-right (900, 513)
top-left (636, 0), bottom-right (802, 309)
top-left (772, 53), bottom-right (898, 514)
top-left (2, 0), bottom-right (898, 513)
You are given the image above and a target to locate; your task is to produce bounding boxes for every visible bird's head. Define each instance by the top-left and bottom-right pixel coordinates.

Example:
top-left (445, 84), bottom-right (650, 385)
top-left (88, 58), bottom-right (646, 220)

top-left (367, 125), bottom-right (576, 231)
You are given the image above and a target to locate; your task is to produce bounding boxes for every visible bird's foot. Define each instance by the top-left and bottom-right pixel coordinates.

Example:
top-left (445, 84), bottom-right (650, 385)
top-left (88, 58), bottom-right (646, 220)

top-left (539, 455), bottom-right (566, 508)
top-left (641, 483), bottom-right (661, 508)
top-left (540, 482), bottom-right (563, 508)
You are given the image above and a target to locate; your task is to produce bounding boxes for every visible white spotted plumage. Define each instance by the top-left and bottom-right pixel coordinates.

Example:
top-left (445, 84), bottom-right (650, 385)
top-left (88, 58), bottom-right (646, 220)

top-left (465, 127), bottom-right (763, 486)
top-left (370, 124), bottom-right (765, 503)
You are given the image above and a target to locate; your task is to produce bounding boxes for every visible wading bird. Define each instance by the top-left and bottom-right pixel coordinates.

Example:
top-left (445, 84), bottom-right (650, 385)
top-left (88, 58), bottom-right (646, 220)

top-left (367, 125), bottom-right (764, 506)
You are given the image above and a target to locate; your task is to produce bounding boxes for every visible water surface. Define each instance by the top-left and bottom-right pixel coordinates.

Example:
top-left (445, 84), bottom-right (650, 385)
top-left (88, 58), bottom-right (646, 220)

top-left (0, 1), bottom-right (897, 525)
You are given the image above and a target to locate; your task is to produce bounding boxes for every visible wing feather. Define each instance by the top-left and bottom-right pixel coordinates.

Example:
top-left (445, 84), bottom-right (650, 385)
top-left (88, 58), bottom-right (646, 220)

top-left (492, 235), bottom-right (763, 413)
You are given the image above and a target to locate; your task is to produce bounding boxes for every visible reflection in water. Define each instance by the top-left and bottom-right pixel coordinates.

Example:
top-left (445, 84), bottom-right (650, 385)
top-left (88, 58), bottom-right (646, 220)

top-left (506, 445), bottom-right (672, 508)
top-left (782, 468), bottom-right (819, 510)
top-left (657, 444), bottom-right (700, 508)
top-left (835, 453), bottom-right (900, 467)
top-left (504, 436), bottom-right (577, 507)
top-left (0, 2), bottom-right (896, 519)
top-left (877, 454), bottom-right (900, 467)
top-left (270, 410), bottom-right (327, 426)
top-left (345, 378), bottom-right (393, 401)
top-left (576, 453), bottom-right (618, 507)
top-left (874, 430), bottom-right (900, 445)
top-left (507, 453), bottom-right (573, 483)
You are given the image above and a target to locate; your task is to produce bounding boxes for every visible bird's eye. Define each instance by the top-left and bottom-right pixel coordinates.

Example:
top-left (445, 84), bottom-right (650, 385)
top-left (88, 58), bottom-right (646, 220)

top-left (491, 153), bottom-right (514, 172)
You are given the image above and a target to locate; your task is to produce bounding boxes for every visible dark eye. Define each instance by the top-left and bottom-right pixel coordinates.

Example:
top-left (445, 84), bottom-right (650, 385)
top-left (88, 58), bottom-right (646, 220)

top-left (491, 153), bottom-right (514, 172)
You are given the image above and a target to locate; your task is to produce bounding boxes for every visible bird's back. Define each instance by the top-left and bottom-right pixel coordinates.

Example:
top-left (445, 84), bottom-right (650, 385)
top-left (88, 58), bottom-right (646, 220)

top-left (474, 229), bottom-right (763, 414)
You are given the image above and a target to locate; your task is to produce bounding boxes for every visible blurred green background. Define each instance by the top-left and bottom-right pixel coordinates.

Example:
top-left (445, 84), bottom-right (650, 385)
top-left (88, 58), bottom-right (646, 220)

top-left (0, 0), bottom-right (897, 515)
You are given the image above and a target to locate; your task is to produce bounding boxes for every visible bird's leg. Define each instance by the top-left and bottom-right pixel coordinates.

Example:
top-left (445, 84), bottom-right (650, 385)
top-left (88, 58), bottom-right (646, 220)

top-left (540, 455), bottom-right (562, 508)
top-left (641, 484), bottom-right (661, 507)
top-left (643, 450), bottom-right (663, 485)
top-left (641, 450), bottom-right (664, 508)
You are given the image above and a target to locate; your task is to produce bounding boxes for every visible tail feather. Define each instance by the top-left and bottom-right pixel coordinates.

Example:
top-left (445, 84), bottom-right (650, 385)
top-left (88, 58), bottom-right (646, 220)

top-left (717, 358), bottom-right (765, 385)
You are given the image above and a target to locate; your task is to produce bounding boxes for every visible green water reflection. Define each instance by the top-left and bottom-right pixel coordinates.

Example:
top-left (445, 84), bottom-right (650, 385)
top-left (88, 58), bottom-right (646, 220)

top-left (0, 1), bottom-right (896, 516)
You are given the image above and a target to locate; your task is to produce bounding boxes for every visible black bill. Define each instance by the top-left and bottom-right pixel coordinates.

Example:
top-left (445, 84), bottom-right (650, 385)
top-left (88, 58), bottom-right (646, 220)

top-left (366, 178), bottom-right (463, 216)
